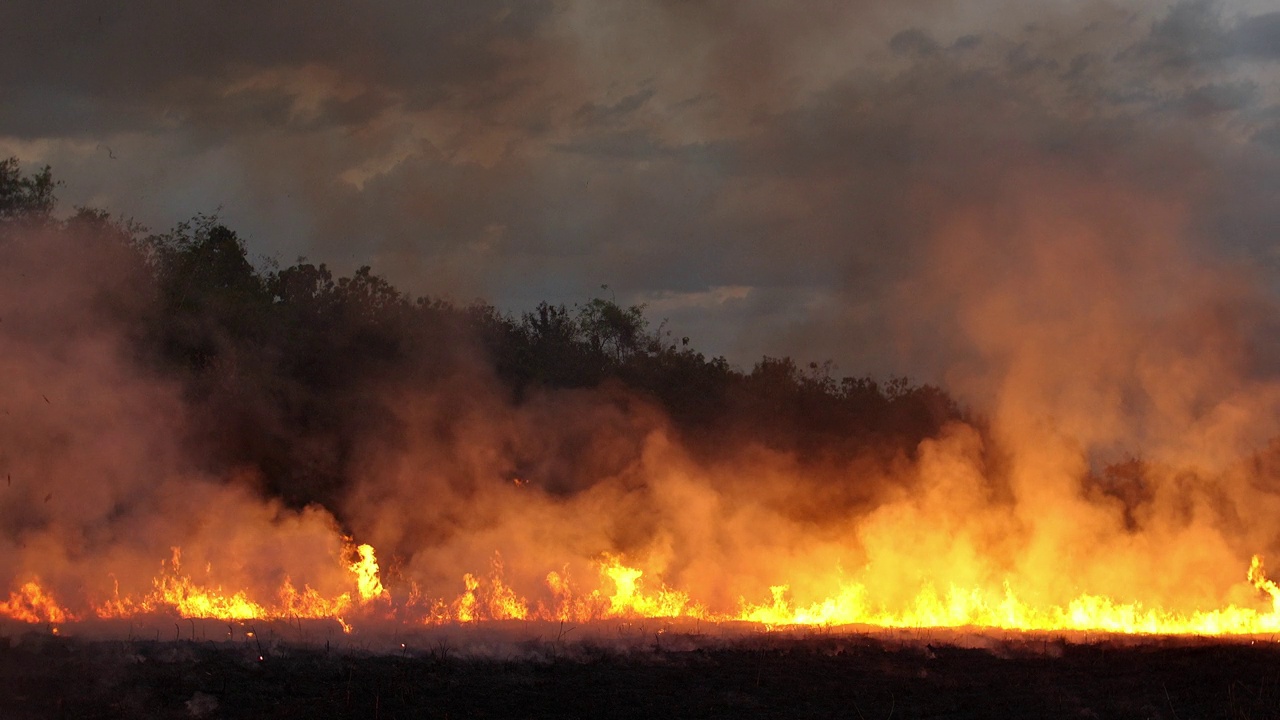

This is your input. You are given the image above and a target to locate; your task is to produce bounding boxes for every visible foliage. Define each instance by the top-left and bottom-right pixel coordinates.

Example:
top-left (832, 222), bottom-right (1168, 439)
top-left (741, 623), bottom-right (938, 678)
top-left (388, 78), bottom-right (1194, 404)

top-left (0, 157), bottom-right (58, 224)
top-left (0, 158), bottom-right (964, 508)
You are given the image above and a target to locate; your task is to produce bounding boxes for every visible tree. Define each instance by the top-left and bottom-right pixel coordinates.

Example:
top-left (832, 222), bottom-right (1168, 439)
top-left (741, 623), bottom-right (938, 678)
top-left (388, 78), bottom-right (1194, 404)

top-left (0, 157), bottom-right (58, 225)
top-left (576, 297), bottom-right (653, 363)
top-left (268, 261), bottom-right (337, 309)
top-left (146, 216), bottom-right (271, 371)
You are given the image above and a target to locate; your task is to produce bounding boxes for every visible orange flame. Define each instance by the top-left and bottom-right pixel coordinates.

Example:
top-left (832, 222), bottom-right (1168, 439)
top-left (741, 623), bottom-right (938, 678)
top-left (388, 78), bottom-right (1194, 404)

top-left (7, 541), bottom-right (1280, 636)
top-left (349, 543), bottom-right (388, 603)
top-left (401, 552), bottom-right (1280, 634)
top-left (87, 544), bottom-right (380, 631)
top-left (0, 580), bottom-right (73, 624)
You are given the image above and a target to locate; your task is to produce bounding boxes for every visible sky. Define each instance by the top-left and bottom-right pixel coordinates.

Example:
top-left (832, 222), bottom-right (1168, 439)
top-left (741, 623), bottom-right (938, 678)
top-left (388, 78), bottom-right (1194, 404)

top-left (1, 0), bottom-right (1278, 383)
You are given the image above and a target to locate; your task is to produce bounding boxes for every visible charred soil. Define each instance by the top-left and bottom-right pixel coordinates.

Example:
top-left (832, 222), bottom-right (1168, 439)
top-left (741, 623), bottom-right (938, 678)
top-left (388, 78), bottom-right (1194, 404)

top-left (3, 629), bottom-right (1280, 719)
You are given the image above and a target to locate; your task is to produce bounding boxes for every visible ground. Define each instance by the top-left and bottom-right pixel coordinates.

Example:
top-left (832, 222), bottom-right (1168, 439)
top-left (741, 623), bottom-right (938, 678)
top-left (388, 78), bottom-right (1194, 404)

top-left (2, 623), bottom-right (1279, 718)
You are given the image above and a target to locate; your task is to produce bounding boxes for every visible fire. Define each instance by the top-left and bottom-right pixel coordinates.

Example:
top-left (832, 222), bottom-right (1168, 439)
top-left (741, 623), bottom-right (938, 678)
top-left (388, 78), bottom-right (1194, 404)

top-left (454, 574), bottom-right (480, 622)
top-left (543, 568), bottom-right (609, 622)
top-left (93, 547), bottom-right (256, 620)
top-left (0, 580), bottom-right (73, 624)
top-left (390, 552), bottom-right (1280, 635)
top-left (498, 554), bottom-right (1280, 634)
top-left (423, 556), bottom-right (530, 624)
top-left (1248, 556), bottom-right (1280, 614)
top-left (145, 571), bottom-right (267, 621)
top-left (486, 556), bottom-right (529, 620)
top-left (598, 555), bottom-right (702, 619)
top-left (730, 574), bottom-right (1280, 635)
top-left (278, 579), bottom-right (353, 620)
top-left (6, 541), bottom-right (1280, 636)
top-left (349, 543), bottom-right (388, 603)
top-left (86, 543), bottom-right (390, 631)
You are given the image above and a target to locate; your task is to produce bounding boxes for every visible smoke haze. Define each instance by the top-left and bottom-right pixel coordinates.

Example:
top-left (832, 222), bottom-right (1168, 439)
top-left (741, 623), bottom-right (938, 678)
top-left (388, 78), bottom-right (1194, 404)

top-left (2, 1), bottom-right (1277, 374)
top-left (2, 0), bottom-right (1280, 628)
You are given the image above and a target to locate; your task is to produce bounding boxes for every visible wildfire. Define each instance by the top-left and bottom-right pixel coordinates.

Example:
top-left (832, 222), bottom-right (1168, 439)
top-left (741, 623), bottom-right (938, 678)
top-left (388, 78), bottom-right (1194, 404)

top-left (732, 576), bottom-right (1280, 635)
top-left (6, 544), bottom-right (1280, 637)
top-left (349, 543), bottom-right (388, 603)
top-left (86, 544), bottom-right (389, 631)
top-left (597, 555), bottom-right (702, 619)
top-left (0, 580), bottom-right (73, 625)
top-left (397, 553), bottom-right (1280, 635)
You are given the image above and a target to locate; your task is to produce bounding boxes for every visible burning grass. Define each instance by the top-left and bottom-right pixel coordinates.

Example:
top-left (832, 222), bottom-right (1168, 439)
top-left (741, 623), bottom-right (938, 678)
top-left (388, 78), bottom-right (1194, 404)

top-left (8, 544), bottom-right (1280, 639)
top-left (7, 162), bottom-right (1280, 719)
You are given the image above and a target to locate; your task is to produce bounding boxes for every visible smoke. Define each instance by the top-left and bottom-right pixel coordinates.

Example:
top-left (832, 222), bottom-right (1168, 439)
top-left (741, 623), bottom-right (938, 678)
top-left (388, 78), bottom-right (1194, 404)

top-left (15, 1), bottom-right (1280, 372)
top-left (332, 164), bottom-right (1280, 617)
top-left (875, 160), bottom-right (1280, 611)
top-left (0, 224), bottom-right (354, 612)
top-left (3, 177), bottom-right (1280, 626)
top-left (3, 0), bottom-right (1280, 627)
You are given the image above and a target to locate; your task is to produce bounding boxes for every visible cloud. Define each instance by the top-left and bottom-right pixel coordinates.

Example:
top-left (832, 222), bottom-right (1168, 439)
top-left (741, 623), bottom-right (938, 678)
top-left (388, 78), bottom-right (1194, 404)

top-left (0, 0), bottom-right (1277, 380)
top-left (889, 29), bottom-right (943, 58)
top-left (1233, 11), bottom-right (1280, 59)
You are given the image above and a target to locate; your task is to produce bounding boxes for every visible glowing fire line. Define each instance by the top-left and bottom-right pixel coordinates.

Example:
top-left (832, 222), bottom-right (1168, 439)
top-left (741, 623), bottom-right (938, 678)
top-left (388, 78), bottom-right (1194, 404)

top-left (5, 547), bottom-right (1280, 636)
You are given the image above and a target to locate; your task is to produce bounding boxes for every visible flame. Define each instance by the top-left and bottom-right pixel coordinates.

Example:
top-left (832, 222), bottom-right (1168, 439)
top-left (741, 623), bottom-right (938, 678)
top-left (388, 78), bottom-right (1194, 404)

top-left (424, 556), bottom-right (530, 624)
top-left (455, 573), bottom-right (480, 623)
top-left (279, 578), bottom-right (353, 620)
top-left (360, 551), bottom-right (1240, 634)
top-left (486, 555), bottom-right (529, 620)
top-left (145, 571), bottom-right (267, 621)
top-left (93, 548), bottom-right (264, 620)
top-left (598, 554), bottom-right (702, 619)
top-left (7, 540), bottom-right (1280, 636)
top-left (87, 544), bottom-right (375, 631)
top-left (542, 568), bottom-right (608, 622)
top-left (1248, 555), bottom-right (1280, 614)
top-left (0, 580), bottom-right (73, 624)
top-left (402, 552), bottom-right (1280, 633)
top-left (349, 543), bottom-right (388, 603)
top-left (728, 573), bottom-right (1280, 635)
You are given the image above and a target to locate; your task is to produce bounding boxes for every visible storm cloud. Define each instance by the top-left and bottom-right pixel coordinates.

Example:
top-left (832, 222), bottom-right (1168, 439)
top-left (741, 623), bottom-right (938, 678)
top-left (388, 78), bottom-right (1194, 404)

top-left (1, 0), bottom-right (1278, 382)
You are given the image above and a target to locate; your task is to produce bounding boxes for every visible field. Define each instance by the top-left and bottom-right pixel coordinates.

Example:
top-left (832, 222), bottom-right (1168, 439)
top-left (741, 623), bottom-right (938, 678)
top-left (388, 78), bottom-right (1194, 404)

top-left (3, 620), bottom-right (1280, 719)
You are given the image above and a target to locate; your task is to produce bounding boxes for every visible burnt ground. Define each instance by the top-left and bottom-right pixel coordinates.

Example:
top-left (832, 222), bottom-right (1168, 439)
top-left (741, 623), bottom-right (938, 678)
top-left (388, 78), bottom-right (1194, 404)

top-left (3, 626), bottom-right (1280, 719)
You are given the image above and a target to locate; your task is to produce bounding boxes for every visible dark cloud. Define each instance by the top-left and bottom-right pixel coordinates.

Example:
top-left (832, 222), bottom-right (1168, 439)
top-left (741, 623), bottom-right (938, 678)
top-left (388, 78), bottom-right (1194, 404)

top-left (1167, 81), bottom-right (1258, 117)
top-left (889, 29), bottom-right (942, 58)
top-left (1124, 0), bottom-right (1231, 68)
top-left (1007, 43), bottom-right (1060, 75)
top-left (552, 130), bottom-right (703, 161)
top-left (0, 0), bottom-right (557, 138)
top-left (1256, 122), bottom-right (1280, 152)
top-left (1, 0), bottom-right (1278, 382)
top-left (574, 88), bottom-right (658, 126)
top-left (1231, 11), bottom-right (1280, 59)
top-left (1124, 2), bottom-right (1280, 68)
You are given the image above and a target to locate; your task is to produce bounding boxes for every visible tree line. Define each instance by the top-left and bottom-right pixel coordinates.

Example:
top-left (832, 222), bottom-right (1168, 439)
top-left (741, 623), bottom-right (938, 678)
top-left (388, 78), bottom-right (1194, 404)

top-left (0, 158), bottom-right (962, 510)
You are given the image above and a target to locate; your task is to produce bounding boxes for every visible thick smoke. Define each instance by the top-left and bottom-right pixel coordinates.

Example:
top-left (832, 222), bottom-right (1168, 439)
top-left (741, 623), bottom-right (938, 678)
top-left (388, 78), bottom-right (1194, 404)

top-left (0, 223), bottom-right (354, 613)
top-left (331, 160), bottom-right (1280, 614)
top-left (884, 162), bottom-right (1280, 611)
top-left (2, 0), bottom-right (1280, 625)
top-left (9, 2), bottom-right (1279, 371)
top-left (2, 186), bottom-right (1280, 623)
top-left (335, 170), bottom-right (1280, 617)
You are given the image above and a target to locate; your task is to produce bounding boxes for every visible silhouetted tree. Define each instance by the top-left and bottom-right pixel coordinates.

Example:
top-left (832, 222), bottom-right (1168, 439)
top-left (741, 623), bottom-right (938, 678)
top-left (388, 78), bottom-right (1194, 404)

top-left (145, 217), bottom-right (271, 371)
top-left (0, 157), bottom-right (57, 225)
top-left (1, 158), bottom-right (968, 514)
top-left (577, 297), bottom-right (653, 363)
